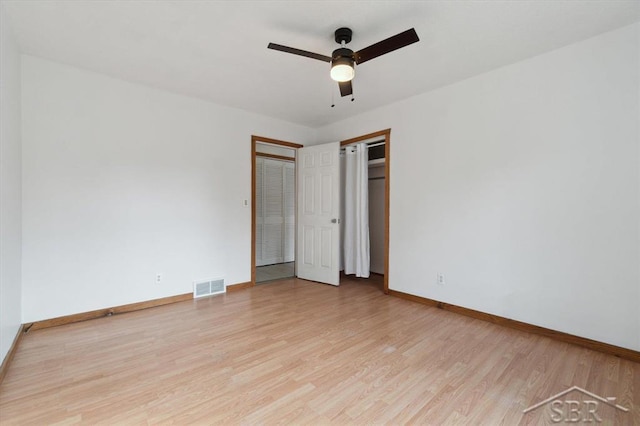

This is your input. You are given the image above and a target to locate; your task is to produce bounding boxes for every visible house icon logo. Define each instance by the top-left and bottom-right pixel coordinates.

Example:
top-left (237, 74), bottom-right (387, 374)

top-left (523, 386), bottom-right (629, 423)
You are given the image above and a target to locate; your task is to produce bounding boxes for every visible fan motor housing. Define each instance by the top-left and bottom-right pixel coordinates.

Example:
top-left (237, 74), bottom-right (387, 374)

top-left (332, 47), bottom-right (354, 61)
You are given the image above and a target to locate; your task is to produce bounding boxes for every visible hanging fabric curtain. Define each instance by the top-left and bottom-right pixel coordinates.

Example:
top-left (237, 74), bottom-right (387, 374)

top-left (343, 143), bottom-right (370, 278)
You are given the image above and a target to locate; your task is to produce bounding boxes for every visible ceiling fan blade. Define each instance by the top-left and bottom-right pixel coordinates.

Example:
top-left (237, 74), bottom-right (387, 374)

top-left (267, 43), bottom-right (332, 62)
top-left (354, 28), bottom-right (419, 65)
top-left (339, 80), bottom-right (353, 97)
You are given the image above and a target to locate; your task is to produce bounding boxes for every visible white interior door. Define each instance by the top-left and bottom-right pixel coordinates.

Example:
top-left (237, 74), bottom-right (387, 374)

top-left (296, 142), bottom-right (340, 286)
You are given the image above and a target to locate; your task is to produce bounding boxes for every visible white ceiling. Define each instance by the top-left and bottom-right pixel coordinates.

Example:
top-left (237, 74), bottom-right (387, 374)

top-left (3, 1), bottom-right (639, 128)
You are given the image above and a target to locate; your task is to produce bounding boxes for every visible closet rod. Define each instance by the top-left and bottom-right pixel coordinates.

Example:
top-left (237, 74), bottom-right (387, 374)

top-left (367, 141), bottom-right (386, 149)
top-left (340, 139), bottom-right (385, 150)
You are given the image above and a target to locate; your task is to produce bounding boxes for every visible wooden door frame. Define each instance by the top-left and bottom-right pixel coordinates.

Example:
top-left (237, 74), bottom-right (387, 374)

top-left (251, 135), bottom-right (303, 286)
top-left (340, 129), bottom-right (391, 294)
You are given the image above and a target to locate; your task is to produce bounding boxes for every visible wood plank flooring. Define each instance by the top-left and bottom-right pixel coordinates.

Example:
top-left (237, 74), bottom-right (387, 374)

top-left (0, 276), bottom-right (638, 424)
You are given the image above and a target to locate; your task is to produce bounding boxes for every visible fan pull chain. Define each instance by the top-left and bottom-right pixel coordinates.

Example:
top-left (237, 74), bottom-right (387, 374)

top-left (331, 85), bottom-right (335, 108)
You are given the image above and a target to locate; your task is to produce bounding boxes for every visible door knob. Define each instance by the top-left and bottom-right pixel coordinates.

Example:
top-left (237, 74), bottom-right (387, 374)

top-left (331, 218), bottom-right (340, 224)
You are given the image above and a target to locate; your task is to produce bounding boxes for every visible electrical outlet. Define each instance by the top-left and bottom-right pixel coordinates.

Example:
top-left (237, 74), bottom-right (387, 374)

top-left (156, 273), bottom-right (162, 284)
top-left (437, 273), bottom-right (445, 285)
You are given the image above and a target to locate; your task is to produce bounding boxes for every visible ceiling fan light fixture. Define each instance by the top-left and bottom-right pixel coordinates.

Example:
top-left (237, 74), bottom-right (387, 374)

top-left (330, 56), bottom-right (355, 82)
top-left (268, 27), bottom-right (419, 97)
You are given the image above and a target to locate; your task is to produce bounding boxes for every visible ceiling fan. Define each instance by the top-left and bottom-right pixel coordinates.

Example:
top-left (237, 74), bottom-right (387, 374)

top-left (268, 27), bottom-right (419, 99)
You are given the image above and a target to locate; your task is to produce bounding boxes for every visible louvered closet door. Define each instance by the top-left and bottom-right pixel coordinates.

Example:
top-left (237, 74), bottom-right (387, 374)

top-left (263, 158), bottom-right (284, 265)
top-left (283, 163), bottom-right (295, 262)
top-left (256, 158), bottom-right (265, 266)
top-left (256, 158), bottom-right (295, 267)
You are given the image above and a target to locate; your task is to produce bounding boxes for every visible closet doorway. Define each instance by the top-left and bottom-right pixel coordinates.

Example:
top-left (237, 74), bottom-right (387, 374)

top-left (251, 136), bottom-right (303, 284)
top-left (340, 129), bottom-right (390, 293)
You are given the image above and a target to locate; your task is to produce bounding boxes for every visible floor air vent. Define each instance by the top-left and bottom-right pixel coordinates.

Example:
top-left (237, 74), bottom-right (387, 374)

top-left (193, 278), bottom-right (226, 298)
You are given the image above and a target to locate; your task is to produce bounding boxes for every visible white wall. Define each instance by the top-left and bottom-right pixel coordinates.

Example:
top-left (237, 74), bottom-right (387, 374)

top-left (318, 24), bottom-right (640, 351)
top-left (637, 28), bottom-right (640, 355)
top-left (0, 7), bottom-right (23, 363)
top-left (21, 55), bottom-right (313, 322)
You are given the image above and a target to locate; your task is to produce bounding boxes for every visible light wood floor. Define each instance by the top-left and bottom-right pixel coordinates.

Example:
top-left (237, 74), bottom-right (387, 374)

top-left (0, 276), bottom-right (638, 425)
